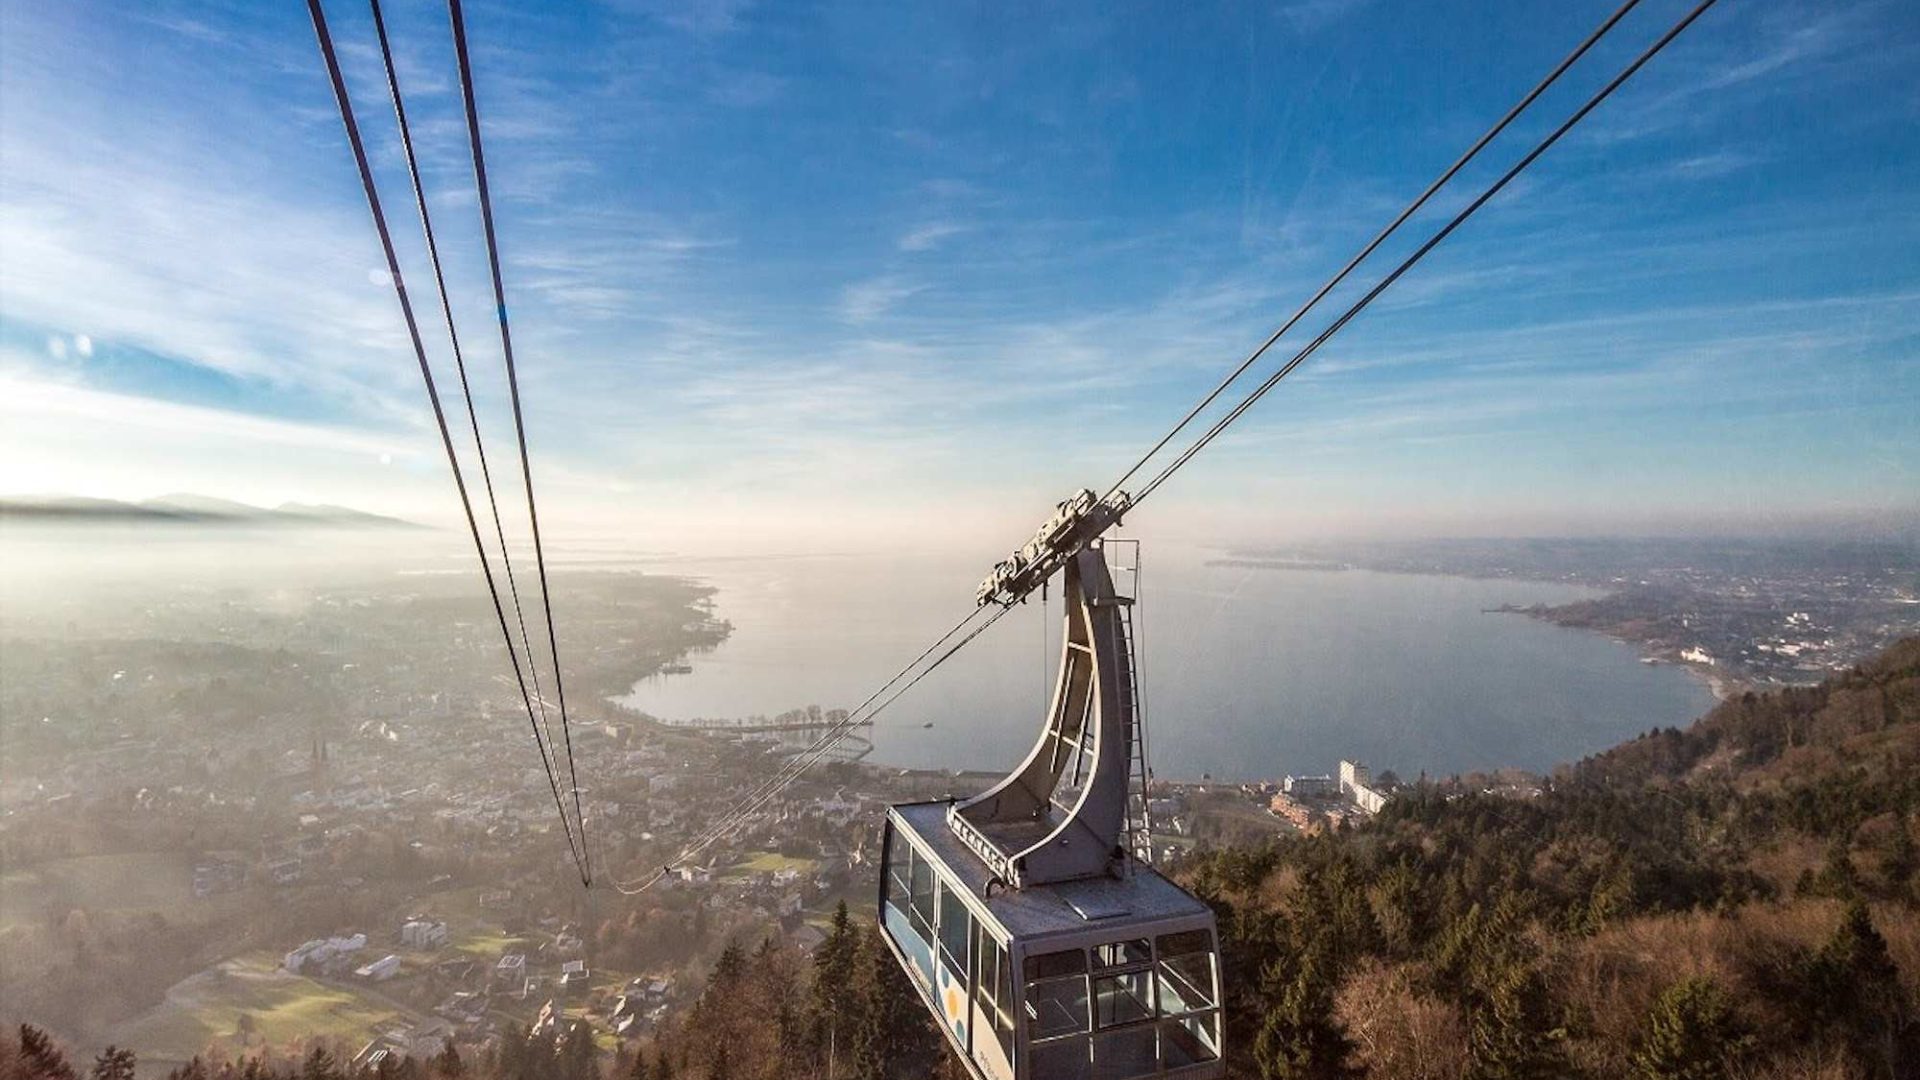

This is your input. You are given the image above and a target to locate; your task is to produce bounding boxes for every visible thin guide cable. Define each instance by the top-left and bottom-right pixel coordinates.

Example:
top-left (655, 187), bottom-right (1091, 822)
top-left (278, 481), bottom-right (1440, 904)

top-left (306, 0), bottom-right (587, 881)
top-left (1135, 0), bottom-right (1723, 505)
top-left (1102, 0), bottom-right (1647, 504)
top-left (366, 0), bottom-right (569, 845)
top-left (447, 0), bottom-right (589, 882)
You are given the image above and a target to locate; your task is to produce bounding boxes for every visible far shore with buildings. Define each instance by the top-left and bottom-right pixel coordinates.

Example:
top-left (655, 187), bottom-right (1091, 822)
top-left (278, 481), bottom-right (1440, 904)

top-left (1265, 758), bottom-right (1395, 832)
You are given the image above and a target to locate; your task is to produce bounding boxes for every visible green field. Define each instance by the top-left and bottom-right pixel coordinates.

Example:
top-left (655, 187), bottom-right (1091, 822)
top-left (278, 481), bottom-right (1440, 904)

top-left (112, 953), bottom-right (404, 1067)
top-left (731, 852), bottom-right (820, 875)
top-left (452, 928), bottom-right (531, 958)
top-left (0, 851), bottom-right (192, 931)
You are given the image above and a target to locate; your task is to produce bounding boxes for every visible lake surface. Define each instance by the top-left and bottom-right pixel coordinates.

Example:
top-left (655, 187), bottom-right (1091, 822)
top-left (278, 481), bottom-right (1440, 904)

top-left (617, 548), bottom-right (1717, 781)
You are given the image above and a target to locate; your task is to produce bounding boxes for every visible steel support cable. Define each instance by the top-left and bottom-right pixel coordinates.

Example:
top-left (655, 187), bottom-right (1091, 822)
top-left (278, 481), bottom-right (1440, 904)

top-left (680, 604), bottom-right (1013, 860)
top-left (607, 602), bottom-right (996, 892)
top-left (1101, 0), bottom-right (1646, 506)
top-left (610, 0), bottom-right (1722, 895)
top-left (306, 0), bottom-right (587, 881)
top-left (653, 602), bottom-right (991, 860)
top-left (365, 0), bottom-right (572, 862)
top-left (1133, 0), bottom-right (1721, 507)
top-left (446, 0), bottom-right (588, 882)
top-left (717, 605), bottom-right (1011, 827)
top-left (611, 603), bottom-right (1015, 895)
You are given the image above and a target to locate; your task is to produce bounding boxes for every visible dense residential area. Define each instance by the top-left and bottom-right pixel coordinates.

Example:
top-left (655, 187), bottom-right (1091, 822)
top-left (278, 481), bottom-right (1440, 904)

top-left (0, 566), bottom-right (1305, 1076)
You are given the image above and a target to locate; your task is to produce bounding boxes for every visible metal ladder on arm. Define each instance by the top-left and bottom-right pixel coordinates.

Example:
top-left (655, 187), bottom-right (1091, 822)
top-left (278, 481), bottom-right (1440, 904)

top-left (1109, 541), bottom-right (1154, 869)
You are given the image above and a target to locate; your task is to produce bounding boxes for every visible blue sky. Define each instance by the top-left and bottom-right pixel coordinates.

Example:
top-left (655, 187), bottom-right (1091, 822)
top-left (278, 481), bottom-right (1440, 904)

top-left (0, 0), bottom-right (1915, 553)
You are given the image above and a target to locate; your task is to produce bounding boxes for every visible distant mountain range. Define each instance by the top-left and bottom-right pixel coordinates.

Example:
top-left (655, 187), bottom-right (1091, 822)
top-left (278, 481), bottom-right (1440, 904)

top-left (0, 493), bottom-right (424, 529)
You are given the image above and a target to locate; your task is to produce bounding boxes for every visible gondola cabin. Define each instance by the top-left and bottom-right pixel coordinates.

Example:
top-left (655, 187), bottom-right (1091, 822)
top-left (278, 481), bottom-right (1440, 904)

top-left (880, 536), bottom-right (1223, 1079)
top-left (879, 802), bottom-right (1223, 1079)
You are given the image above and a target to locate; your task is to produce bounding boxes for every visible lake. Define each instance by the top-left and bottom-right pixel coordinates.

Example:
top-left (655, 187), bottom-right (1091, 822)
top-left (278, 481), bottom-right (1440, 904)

top-left (617, 548), bottom-right (1717, 781)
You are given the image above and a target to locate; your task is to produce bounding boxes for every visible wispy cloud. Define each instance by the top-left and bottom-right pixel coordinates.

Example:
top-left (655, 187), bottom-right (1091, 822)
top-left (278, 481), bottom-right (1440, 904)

top-left (898, 221), bottom-right (969, 252)
top-left (1579, 5), bottom-right (1874, 147)
top-left (1660, 150), bottom-right (1765, 180)
top-left (0, 144), bottom-right (421, 424)
top-left (1276, 0), bottom-right (1372, 33)
top-left (839, 276), bottom-right (925, 324)
top-left (134, 13), bottom-right (235, 47)
top-left (509, 222), bottom-right (735, 320)
top-left (606, 0), bottom-right (755, 36)
top-left (1703, 14), bottom-right (1852, 91)
top-left (0, 368), bottom-right (432, 513)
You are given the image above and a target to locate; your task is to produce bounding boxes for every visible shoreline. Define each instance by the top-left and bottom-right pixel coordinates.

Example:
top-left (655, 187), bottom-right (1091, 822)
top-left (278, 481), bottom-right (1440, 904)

top-left (623, 562), bottom-right (1750, 781)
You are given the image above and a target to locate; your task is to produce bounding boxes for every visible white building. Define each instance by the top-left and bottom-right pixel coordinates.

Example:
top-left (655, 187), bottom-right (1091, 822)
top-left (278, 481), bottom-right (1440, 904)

top-left (1338, 759), bottom-right (1370, 792)
top-left (1339, 760), bottom-right (1389, 815)
top-left (284, 932), bottom-right (367, 973)
top-left (356, 954), bottom-right (402, 981)
top-left (1350, 783), bottom-right (1388, 815)
top-left (284, 939), bottom-right (327, 973)
top-left (1284, 774), bottom-right (1338, 798)
top-left (495, 953), bottom-right (527, 984)
top-left (401, 918), bottom-right (449, 950)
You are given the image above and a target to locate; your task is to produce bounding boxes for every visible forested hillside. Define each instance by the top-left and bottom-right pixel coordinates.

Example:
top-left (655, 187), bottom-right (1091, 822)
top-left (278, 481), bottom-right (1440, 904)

top-left (7, 641), bottom-right (1914, 1080)
top-left (1192, 636), bottom-right (1919, 1079)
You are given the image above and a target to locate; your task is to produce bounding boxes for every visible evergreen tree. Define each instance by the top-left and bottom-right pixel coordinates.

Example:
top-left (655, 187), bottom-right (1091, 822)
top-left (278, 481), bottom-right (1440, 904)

top-left (1371, 860), bottom-right (1430, 958)
top-left (525, 1027), bottom-right (562, 1080)
top-left (560, 1021), bottom-right (599, 1080)
top-left (1428, 893), bottom-right (1564, 1080)
top-left (847, 926), bottom-right (937, 1080)
top-left (749, 936), bottom-right (802, 1078)
top-left (1631, 976), bottom-right (1750, 1080)
top-left (1466, 953), bottom-right (1563, 1080)
top-left (1251, 946), bottom-right (1358, 1080)
top-left (1807, 901), bottom-right (1911, 1078)
top-left (1884, 814), bottom-right (1916, 893)
top-left (811, 900), bottom-right (860, 1061)
top-left (498, 1025), bottom-right (531, 1080)
top-left (90, 1046), bottom-right (136, 1080)
top-left (1799, 840), bottom-right (1860, 900)
top-left (434, 1039), bottom-right (464, 1079)
top-left (711, 941), bottom-right (746, 993)
top-left (1579, 861), bottom-right (1636, 935)
top-left (300, 1046), bottom-right (341, 1080)
top-left (683, 939), bottom-right (753, 1077)
top-left (166, 1057), bottom-right (211, 1080)
top-left (18, 1025), bottom-right (79, 1080)
top-left (1280, 854), bottom-right (1378, 978)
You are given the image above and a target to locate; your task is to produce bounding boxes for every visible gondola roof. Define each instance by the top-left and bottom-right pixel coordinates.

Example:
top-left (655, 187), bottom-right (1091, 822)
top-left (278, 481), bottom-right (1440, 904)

top-left (892, 800), bottom-right (1211, 943)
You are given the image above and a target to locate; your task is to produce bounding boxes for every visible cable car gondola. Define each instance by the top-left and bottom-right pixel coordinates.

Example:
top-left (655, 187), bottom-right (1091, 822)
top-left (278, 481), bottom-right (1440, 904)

top-left (879, 519), bottom-right (1222, 1080)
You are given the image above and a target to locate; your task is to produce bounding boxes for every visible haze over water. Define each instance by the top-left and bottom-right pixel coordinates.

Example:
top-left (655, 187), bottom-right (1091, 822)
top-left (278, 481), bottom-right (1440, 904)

top-left (619, 548), bottom-right (1718, 781)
